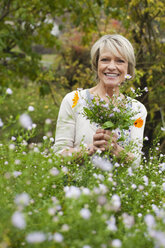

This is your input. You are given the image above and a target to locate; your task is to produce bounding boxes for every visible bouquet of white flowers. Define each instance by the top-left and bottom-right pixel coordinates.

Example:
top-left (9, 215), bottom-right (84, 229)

top-left (82, 94), bottom-right (138, 139)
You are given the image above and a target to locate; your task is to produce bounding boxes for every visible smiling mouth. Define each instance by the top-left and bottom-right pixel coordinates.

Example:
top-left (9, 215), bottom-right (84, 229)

top-left (104, 73), bottom-right (119, 78)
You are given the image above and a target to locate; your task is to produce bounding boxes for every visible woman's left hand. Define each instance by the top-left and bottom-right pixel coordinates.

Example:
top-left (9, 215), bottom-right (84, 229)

top-left (93, 129), bottom-right (123, 156)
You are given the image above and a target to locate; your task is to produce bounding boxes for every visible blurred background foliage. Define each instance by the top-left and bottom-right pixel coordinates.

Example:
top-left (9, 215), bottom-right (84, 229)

top-left (0, 0), bottom-right (164, 152)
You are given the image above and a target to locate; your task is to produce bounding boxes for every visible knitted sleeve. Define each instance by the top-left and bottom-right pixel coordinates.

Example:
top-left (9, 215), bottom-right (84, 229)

top-left (54, 92), bottom-right (76, 153)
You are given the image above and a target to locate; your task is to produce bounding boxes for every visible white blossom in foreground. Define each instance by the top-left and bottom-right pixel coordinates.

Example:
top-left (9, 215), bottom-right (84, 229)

top-left (45, 118), bottom-right (52, 125)
top-left (106, 215), bottom-right (117, 231)
top-left (82, 187), bottom-right (90, 195)
top-left (14, 192), bottom-right (30, 206)
top-left (83, 246), bottom-right (91, 248)
top-left (13, 171), bottom-right (22, 178)
top-left (162, 183), bottom-right (165, 191)
top-left (110, 194), bottom-right (121, 211)
top-left (92, 155), bottom-right (113, 171)
top-left (28, 106), bottom-right (35, 112)
top-left (6, 88), bottom-right (13, 95)
top-left (122, 213), bottom-right (134, 229)
top-left (144, 214), bottom-right (155, 229)
top-left (53, 233), bottom-right (64, 243)
top-left (143, 175), bottom-right (149, 186)
top-left (12, 211), bottom-right (26, 229)
top-left (64, 186), bottom-right (81, 199)
top-left (9, 144), bottom-right (15, 150)
top-left (49, 167), bottom-right (59, 176)
top-left (26, 232), bottom-right (46, 243)
top-left (111, 239), bottom-right (122, 247)
top-left (19, 113), bottom-right (32, 129)
top-left (0, 118), bottom-right (3, 127)
top-left (159, 163), bottom-right (165, 171)
top-left (80, 208), bottom-right (91, 219)
top-left (150, 230), bottom-right (165, 247)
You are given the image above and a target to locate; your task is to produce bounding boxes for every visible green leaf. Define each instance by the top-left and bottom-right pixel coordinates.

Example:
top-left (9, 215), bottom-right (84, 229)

top-left (102, 121), bottom-right (114, 130)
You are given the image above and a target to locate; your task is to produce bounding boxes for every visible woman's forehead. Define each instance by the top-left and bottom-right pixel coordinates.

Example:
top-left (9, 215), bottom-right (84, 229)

top-left (99, 43), bottom-right (127, 59)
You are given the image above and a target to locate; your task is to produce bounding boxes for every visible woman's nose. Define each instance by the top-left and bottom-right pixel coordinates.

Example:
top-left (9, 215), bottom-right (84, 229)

top-left (107, 60), bottom-right (116, 69)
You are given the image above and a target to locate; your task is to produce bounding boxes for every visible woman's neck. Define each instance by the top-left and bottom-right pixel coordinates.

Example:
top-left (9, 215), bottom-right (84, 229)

top-left (89, 83), bottom-right (121, 101)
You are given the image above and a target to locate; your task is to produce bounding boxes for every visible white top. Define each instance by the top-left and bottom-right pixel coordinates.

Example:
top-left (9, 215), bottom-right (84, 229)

top-left (54, 89), bottom-right (147, 165)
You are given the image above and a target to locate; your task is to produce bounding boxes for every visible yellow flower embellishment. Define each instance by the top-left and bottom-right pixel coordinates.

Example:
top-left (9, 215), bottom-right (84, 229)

top-left (72, 91), bottom-right (79, 108)
top-left (134, 117), bottom-right (143, 128)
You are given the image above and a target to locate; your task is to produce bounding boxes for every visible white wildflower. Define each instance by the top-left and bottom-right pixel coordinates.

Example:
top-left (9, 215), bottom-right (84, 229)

top-left (131, 184), bottom-right (137, 189)
top-left (12, 211), bottom-right (26, 229)
top-left (143, 175), bottom-right (149, 186)
top-left (159, 163), bottom-right (165, 171)
top-left (61, 224), bottom-right (70, 231)
top-left (107, 215), bottom-right (117, 231)
top-left (14, 159), bottom-right (21, 165)
top-left (82, 187), bottom-right (90, 195)
top-left (49, 167), bottom-right (59, 176)
top-left (61, 166), bottom-right (68, 174)
top-left (99, 184), bottom-right (108, 194)
top-left (13, 171), bottom-right (22, 178)
top-left (150, 230), bottom-right (165, 247)
top-left (111, 194), bottom-right (121, 211)
top-left (144, 214), bottom-right (155, 229)
top-left (19, 113), bottom-right (32, 129)
top-left (53, 232), bottom-right (63, 243)
top-left (111, 239), bottom-right (122, 248)
top-left (80, 208), bottom-right (91, 219)
top-left (0, 118), bottom-right (4, 127)
top-left (9, 144), bottom-right (15, 150)
top-left (162, 183), bottom-right (165, 191)
top-left (122, 213), bottom-right (134, 228)
top-left (14, 192), bottom-right (30, 206)
top-left (97, 195), bottom-right (107, 205)
top-left (50, 137), bottom-right (54, 142)
top-left (6, 88), bottom-right (13, 95)
top-left (26, 232), bottom-right (46, 243)
top-left (28, 106), bottom-right (34, 112)
top-left (32, 123), bottom-right (37, 128)
top-left (92, 155), bottom-right (113, 171)
top-left (125, 74), bottom-right (132, 80)
top-left (130, 87), bottom-right (135, 93)
top-left (144, 87), bottom-right (148, 92)
top-left (45, 118), bottom-right (52, 124)
top-left (48, 207), bottom-right (56, 216)
top-left (33, 147), bottom-right (39, 153)
top-left (64, 186), bottom-right (81, 199)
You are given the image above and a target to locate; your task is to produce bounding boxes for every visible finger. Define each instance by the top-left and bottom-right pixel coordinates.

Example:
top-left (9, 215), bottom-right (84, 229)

top-left (93, 132), bottom-right (105, 141)
top-left (93, 140), bottom-right (108, 147)
top-left (96, 129), bottom-right (105, 134)
top-left (93, 146), bottom-right (105, 152)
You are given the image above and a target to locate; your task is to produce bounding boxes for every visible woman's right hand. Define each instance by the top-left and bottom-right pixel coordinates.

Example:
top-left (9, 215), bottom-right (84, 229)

top-left (93, 128), bottom-right (118, 153)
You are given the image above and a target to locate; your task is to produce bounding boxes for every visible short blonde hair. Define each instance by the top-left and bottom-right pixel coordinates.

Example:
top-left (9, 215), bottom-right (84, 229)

top-left (91, 34), bottom-right (136, 78)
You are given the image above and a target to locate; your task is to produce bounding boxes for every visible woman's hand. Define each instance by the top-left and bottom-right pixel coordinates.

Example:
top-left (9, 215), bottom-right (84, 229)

top-left (93, 129), bottom-right (123, 155)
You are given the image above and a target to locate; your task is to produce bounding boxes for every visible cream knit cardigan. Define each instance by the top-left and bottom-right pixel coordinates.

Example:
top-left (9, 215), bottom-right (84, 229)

top-left (54, 89), bottom-right (147, 165)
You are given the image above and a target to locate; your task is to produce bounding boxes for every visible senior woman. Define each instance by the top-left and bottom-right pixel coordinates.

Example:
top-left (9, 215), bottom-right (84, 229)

top-left (54, 34), bottom-right (147, 165)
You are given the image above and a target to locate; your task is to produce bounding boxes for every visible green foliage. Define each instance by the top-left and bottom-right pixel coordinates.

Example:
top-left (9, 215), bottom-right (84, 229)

top-left (0, 82), bottom-right (60, 143)
top-left (0, 125), bottom-right (164, 247)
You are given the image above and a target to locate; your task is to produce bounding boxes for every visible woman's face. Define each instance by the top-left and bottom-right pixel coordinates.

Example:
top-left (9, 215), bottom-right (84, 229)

top-left (97, 47), bottom-right (128, 89)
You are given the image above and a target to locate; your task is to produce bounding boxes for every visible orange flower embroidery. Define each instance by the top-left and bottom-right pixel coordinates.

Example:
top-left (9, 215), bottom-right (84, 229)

top-left (134, 117), bottom-right (143, 128)
top-left (72, 91), bottom-right (79, 108)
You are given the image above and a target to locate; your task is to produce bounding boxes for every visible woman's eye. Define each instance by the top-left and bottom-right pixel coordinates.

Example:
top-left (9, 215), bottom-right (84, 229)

top-left (101, 58), bottom-right (108, 62)
top-left (117, 59), bottom-right (125, 63)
